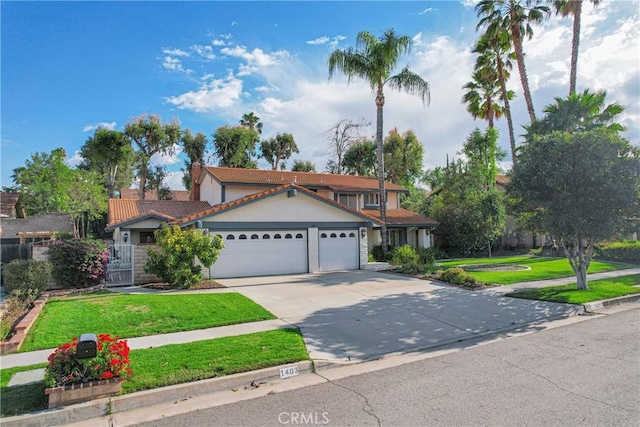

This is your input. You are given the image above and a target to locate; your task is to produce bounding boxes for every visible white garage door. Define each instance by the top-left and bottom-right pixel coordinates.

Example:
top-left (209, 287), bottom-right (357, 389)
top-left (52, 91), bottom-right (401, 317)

top-left (319, 230), bottom-right (359, 271)
top-left (210, 231), bottom-right (308, 278)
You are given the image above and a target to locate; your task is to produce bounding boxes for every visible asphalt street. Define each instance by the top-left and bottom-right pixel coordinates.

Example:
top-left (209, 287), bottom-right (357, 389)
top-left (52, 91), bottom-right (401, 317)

top-left (139, 307), bottom-right (640, 427)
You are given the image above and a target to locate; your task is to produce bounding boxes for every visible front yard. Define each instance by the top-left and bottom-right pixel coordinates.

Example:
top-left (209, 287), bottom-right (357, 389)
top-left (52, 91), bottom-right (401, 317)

top-left (21, 291), bottom-right (276, 351)
top-left (436, 255), bottom-right (634, 285)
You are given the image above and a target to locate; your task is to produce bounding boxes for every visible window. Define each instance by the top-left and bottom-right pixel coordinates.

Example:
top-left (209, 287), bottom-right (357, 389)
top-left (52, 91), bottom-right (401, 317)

top-left (262, 234), bottom-right (270, 239)
top-left (340, 233), bottom-right (346, 238)
top-left (388, 229), bottom-right (405, 246)
top-left (285, 234), bottom-right (293, 239)
top-left (367, 193), bottom-right (380, 206)
top-left (251, 234), bottom-right (259, 239)
top-left (296, 233), bottom-right (303, 239)
top-left (330, 233), bottom-right (337, 238)
top-left (239, 234), bottom-right (247, 240)
top-left (338, 194), bottom-right (358, 209)
top-left (226, 234), bottom-right (235, 240)
top-left (140, 231), bottom-right (156, 244)
top-left (349, 232), bottom-right (356, 238)
top-left (320, 233), bottom-right (327, 238)
top-left (274, 234), bottom-right (282, 239)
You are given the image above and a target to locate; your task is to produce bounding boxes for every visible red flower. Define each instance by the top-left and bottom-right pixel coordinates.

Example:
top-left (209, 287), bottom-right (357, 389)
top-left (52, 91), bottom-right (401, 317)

top-left (102, 371), bottom-right (114, 379)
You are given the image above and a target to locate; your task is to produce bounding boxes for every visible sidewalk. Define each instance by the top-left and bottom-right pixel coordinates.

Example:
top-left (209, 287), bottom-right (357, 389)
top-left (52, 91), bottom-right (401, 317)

top-left (0, 319), bottom-right (296, 369)
top-left (482, 267), bottom-right (640, 295)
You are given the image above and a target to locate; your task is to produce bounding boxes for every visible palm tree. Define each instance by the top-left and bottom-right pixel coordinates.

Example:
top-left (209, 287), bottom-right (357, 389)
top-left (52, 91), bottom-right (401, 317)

top-left (476, 0), bottom-right (550, 124)
top-left (462, 69), bottom-right (505, 129)
top-left (524, 89), bottom-right (625, 139)
top-left (328, 29), bottom-right (430, 254)
top-left (551, 0), bottom-right (600, 95)
top-left (473, 32), bottom-right (518, 162)
top-left (239, 112), bottom-right (263, 135)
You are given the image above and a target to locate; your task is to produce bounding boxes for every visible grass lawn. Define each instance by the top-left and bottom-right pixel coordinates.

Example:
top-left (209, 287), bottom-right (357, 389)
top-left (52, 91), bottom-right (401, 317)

top-left (1, 329), bottom-right (308, 417)
top-left (437, 255), bottom-right (633, 285)
top-left (506, 274), bottom-right (640, 304)
top-left (22, 292), bottom-right (276, 352)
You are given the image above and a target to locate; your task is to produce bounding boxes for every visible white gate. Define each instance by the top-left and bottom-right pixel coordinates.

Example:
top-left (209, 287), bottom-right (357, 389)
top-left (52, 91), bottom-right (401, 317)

top-left (107, 244), bottom-right (133, 286)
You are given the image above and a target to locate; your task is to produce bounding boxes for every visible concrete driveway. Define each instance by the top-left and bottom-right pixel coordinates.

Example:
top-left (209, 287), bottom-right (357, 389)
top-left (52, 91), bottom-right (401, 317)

top-left (218, 271), bottom-right (583, 362)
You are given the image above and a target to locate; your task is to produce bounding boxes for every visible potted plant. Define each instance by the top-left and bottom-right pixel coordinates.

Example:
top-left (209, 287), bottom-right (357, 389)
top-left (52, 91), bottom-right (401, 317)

top-left (44, 334), bottom-right (132, 408)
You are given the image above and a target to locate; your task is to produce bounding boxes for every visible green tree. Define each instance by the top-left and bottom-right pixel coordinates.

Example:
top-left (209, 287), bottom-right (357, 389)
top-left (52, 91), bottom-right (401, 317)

top-left (460, 127), bottom-right (505, 190)
top-left (507, 129), bottom-right (639, 289)
top-left (79, 128), bottom-right (135, 198)
top-left (473, 31), bottom-right (518, 162)
top-left (124, 114), bottom-right (181, 200)
top-left (260, 133), bottom-right (299, 170)
top-left (524, 89), bottom-right (625, 139)
top-left (239, 112), bottom-right (263, 135)
top-left (145, 225), bottom-right (225, 289)
top-left (291, 160), bottom-right (317, 172)
top-left (145, 165), bottom-right (173, 200)
top-left (476, 0), bottom-right (550, 123)
top-left (462, 69), bottom-right (504, 129)
top-left (329, 29), bottom-right (430, 254)
top-left (12, 148), bottom-right (72, 214)
top-left (66, 169), bottom-right (108, 237)
top-left (181, 129), bottom-right (208, 190)
top-left (212, 126), bottom-right (259, 169)
top-left (421, 167), bottom-right (444, 191)
top-left (383, 129), bottom-right (424, 188)
top-left (551, 0), bottom-right (601, 95)
top-left (342, 139), bottom-right (377, 177)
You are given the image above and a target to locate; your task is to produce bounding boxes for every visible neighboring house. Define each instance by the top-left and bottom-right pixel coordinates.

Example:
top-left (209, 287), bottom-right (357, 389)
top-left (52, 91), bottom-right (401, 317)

top-left (0, 213), bottom-right (75, 244)
top-left (106, 164), bottom-right (438, 279)
top-left (118, 188), bottom-right (191, 201)
top-left (0, 192), bottom-right (24, 219)
top-left (494, 175), bottom-right (545, 249)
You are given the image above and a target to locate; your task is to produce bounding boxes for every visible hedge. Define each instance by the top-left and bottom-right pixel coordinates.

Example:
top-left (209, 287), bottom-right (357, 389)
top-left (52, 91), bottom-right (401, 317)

top-left (594, 241), bottom-right (640, 265)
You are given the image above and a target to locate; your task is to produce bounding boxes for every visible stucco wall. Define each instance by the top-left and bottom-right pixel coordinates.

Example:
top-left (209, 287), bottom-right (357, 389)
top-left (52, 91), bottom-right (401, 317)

top-left (224, 185), bottom-right (273, 203)
top-left (200, 175), bottom-right (221, 205)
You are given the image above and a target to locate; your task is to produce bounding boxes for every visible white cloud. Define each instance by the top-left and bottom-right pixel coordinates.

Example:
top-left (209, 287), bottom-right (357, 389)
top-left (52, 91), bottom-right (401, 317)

top-left (221, 46), bottom-right (288, 67)
top-left (201, 72), bottom-right (216, 81)
top-left (162, 48), bottom-right (189, 57)
top-left (163, 171), bottom-right (186, 190)
top-left (192, 44), bottom-right (216, 60)
top-left (65, 150), bottom-right (83, 167)
top-left (460, 0), bottom-right (479, 8)
top-left (164, 75), bottom-right (243, 112)
top-left (412, 32), bottom-right (424, 46)
top-left (330, 35), bottom-right (347, 49)
top-left (231, 21), bottom-right (238, 26)
top-left (161, 56), bottom-right (193, 74)
top-left (150, 144), bottom-right (183, 166)
top-left (83, 121), bottom-right (116, 132)
top-left (211, 39), bottom-right (226, 46)
top-left (307, 36), bottom-right (330, 45)
top-left (418, 7), bottom-right (436, 15)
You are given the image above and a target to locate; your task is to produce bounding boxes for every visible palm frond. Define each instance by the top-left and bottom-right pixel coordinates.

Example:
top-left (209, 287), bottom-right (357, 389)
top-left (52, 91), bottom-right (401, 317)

top-left (385, 67), bottom-right (430, 106)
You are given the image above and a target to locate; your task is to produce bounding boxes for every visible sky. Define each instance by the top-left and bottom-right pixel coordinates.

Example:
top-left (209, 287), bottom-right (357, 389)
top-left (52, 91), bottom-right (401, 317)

top-left (2, 0), bottom-right (639, 190)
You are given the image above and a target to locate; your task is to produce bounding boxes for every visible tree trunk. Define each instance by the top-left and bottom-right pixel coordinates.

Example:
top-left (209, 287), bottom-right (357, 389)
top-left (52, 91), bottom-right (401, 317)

top-left (497, 60), bottom-right (517, 164)
top-left (376, 88), bottom-right (389, 255)
top-left (511, 24), bottom-right (536, 124)
top-left (563, 237), bottom-right (591, 290)
top-left (569, 1), bottom-right (582, 96)
top-left (138, 162), bottom-right (147, 200)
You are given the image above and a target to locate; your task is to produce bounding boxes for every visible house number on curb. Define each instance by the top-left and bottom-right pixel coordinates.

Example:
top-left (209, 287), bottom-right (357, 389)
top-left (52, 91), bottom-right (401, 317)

top-left (279, 366), bottom-right (299, 379)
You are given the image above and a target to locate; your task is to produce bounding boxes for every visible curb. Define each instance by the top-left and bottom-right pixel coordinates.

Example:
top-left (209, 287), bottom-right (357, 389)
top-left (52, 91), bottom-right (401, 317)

top-left (583, 293), bottom-right (640, 312)
top-left (1, 361), bottom-right (313, 427)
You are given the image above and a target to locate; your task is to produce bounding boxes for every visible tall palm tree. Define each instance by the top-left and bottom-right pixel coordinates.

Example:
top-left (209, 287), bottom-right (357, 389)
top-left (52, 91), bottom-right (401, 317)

top-left (473, 32), bottom-right (518, 162)
top-left (462, 69), bottom-right (505, 129)
top-left (328, 29), bottom-right (430, 254)
top-left (239, 112), bottom-right (263, 135)
top-left (476, 0), bottom-right (550, 124)
top-left (551, 0), bottom-right (600, 95)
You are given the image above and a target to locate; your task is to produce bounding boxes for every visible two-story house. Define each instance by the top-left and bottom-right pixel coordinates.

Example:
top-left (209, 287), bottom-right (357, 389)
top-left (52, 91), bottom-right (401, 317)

top-left (106, 163), bottom-right (438, 279)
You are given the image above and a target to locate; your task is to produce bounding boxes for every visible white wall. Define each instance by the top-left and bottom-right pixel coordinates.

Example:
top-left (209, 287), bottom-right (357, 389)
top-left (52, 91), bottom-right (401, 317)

top-left (225, 185), bottom-right (273, 203)
top-left (200, 176), bottom-right (221, 205)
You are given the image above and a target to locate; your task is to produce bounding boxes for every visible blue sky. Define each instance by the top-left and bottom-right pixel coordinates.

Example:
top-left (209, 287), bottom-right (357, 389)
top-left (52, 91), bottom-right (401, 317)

top-left (2, 0), bottom-right (639, 190)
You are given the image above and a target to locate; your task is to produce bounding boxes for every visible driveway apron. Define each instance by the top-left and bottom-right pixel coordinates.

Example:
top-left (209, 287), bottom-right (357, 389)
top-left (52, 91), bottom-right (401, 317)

top-left (217, 271), bottom-right (582, 362)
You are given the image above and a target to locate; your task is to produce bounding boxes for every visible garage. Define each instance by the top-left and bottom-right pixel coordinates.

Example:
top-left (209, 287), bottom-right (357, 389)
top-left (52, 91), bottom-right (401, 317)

top-left (210, 230), bottom-right (308, 278)
top-left (319, 229), bottom-right (359, 271)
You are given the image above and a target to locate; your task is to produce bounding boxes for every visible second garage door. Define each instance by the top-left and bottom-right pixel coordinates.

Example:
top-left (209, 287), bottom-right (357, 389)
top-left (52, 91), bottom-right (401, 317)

top-left (210, 230), bottom-right (308, 278)
top-left (319, 229), bottom-right (359, 271)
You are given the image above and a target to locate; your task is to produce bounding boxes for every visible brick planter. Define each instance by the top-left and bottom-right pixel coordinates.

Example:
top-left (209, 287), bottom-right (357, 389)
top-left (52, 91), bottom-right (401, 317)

top-left (45, 377), bottom-right (124, 408)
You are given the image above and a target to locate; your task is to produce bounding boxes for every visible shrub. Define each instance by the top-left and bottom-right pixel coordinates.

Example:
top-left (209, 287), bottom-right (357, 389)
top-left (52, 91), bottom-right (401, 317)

top-left (44, 334), bottom-right (132, 387)
top-left (594, 240), bottom-right (640, 264)
top-left (370, 245), bottom-right (395, 262)
top-left (391, 245), bottom-right (419, 265)
top-left (0, 289), bottom-right (39, 341)
top-left (145, 225), bottom-right (225, 289)
top-left (47, 239), bottom-right (108, 288)
top-left (3, 259), bottom-right (52, 293)
top-left (437, 267), bottom-right (485, 289)
top-left (396, 261), bottom-right (436, 275)
top-left (367, 253), bottom-right (376, 263)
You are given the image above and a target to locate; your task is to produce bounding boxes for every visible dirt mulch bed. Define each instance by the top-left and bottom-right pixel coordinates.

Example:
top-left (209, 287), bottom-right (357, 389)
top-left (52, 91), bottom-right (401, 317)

top-left (138, 279), bottom-right (226, 290)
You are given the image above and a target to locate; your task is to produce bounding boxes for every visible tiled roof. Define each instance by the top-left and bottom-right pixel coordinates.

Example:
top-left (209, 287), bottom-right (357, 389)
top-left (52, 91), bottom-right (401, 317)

top-left (107, 199), bottom-right (210, 229)
top-left (0, 192), bottom-right (20, 217)
top-left (119, 189), bottom-right (191, 201)
top-left (495, 175), bottom-right (510, 186)
top-left (201, 167), bottom-right (408, 192)
top-left (177, 183), bottom-right (383, 226)
top-left (0, 213), bottom-right (74, 239)
top-left (361, 208), bottom-right (438, 227)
